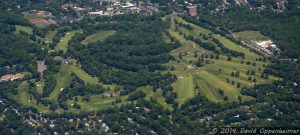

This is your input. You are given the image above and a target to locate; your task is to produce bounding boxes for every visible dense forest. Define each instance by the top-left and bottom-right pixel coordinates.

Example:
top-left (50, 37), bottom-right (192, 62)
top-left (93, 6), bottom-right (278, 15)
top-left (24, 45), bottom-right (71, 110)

top-left (69, 15), bottom-right (179, 93)
top-left (199, 7), bottom-right (300, 59)
top-left (0, 13), bottom-right (41, 76)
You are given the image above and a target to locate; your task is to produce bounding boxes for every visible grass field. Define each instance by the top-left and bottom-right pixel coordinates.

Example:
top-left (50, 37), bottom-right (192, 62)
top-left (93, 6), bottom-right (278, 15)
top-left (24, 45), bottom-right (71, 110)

top-left (17, 82), bottom-right (49, 113)
top-left (55, 30), bottom-right (82, 52)
top-left (174, 73), bottom-right (194, 104)
top-left (234, 31), bottom-right (267, 41)
top-left (71, 64), bottom-right (98, 85)
top-left (165, 16), bottom-right (278, 103)
top-left (81, 30), bottom-right (116, 44)
top-left (173, 16), bottom-right (260, 61)
top-left (48, 64), bottom-right (72, 100)
top-left (36, 80), bottom-right (44, 94)
top-left (45, 29), bottom-right (57, 43)
top-left (212, 35), bottom-right (260, 60)
top-left (15, 25), bottom-right (33, 34)
top-left (70, 63), bottom-right (118, 89)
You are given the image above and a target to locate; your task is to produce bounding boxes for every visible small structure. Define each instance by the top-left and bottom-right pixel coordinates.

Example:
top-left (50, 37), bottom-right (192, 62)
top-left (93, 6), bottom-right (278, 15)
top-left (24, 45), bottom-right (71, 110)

top-left (61, 58), bottom-right (76, 64)
top-left (89, 11), bottom-right (104, 15)
top-left (187, 5), bottom-right (197, 16)
top-left (62, 4), bottom-right (75, 10)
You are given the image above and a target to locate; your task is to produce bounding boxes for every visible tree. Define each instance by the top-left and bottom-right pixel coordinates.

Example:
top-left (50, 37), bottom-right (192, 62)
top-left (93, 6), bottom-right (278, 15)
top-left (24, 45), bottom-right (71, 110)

top-left (127, 91), bottom-right (146, 101)
top-left (264, 74), bottom-right (269, 79)
top-left (238, 95), bottom-right (242, 104)
top-left (235, 71), bottom-right (240, 77)
top-left (224, 96), bottom-right (229, 101)
top-left (231, 72), bottom-right (235, 76)
top-left (219, 88), bottom-right (224, 96)
top-left (227, 56), bottom-right (232, 61)
top-left (237, 82), bottom-right (241, 88)
top-left (216, 54), bottom-right (220, 59)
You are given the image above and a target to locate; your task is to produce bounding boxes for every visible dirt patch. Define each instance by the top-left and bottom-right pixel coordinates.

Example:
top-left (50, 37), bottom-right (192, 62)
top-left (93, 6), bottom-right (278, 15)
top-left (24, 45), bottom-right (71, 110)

top-left (186, 64), bottom-right (195, 70)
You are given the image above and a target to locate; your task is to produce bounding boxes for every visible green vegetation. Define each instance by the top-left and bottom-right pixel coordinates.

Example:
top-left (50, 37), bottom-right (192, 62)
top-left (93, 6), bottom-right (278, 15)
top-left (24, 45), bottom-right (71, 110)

top-left (212, 35), bottom-right (260, 60)
top-left (35, 80), bottom-right (44, 94)
top-left (17, 82), bottom-right (49, 113)
top-left (165, 16), bottom-right (278, 103)
top-left (70, 64), bottom-right (98, 85)
top-left (81, 30), bottom-right (116, 44)
top-left (15, 25), bottom-right (33, 34)
top-left (44, 29), bottom-right (58, 43)
top-left (48, 64), bottom-right (72, 100)
top-left (174, 74), bottom-right (194, 104)
top-left (70, 63), bottom-right (118, 89)
top-left (55, 30), bottom-right (82, 52)
top-left (235, 30), bottom-right (266, 41)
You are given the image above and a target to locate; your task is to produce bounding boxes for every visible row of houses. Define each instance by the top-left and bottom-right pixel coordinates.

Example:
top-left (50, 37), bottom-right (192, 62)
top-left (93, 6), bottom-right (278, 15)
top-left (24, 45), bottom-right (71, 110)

top-left (87, 1), bottom-right (159, 16)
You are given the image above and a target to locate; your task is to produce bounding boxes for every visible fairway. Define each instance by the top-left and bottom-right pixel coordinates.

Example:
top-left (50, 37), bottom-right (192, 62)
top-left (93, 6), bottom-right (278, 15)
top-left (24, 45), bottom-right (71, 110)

top-left (70, 64), bottom-right (99, 85)
top-left (48, 64), bottom-right (72, 100)
top-left (45, 29), bottom-right (58, 43)
top-left (66, 93), bottom-right (130, 111)
top-left (17, 82), bottom-right (49, 113)
top-left (15, 25), bottom-right (33, 34)
top-left (70, 63), bottom-right (118, 89)
top-left (195, 70), bottom-right (240, 102)
top-left (174, 74), bottom-right (194, 104)
top-left (165, 16), bottom-right (279, 103)
top-left (173, 15), bottom-right (260, 61)
top-left (55, 30), bottom-right (82, 52)
top-left (81, 30), bottom-right (116, 44)
top-left (235, 31), bottom-right (266, 41)
top-left (212, 35), bottom-right (260, 60)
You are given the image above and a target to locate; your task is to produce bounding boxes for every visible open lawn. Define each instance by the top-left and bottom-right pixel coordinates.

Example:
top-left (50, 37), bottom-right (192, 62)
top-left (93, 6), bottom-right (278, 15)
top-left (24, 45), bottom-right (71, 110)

top-left (45, 29), bottom-right (57, 43)
top-left (174, 73), bottom-right (194, 104)
top-left (172, 15), bottom-right (260, 61)
top-left (165, 17), bottom-right (279, 103)
top-left (71, 64), bottom-right (98, 85)
top-left (234, 31), bottom-right (267, 41)
top-left (81, 30), bottom-right (116, 44)
top-left (66, 93), bottom-right (130, 112)
top-left (55, 30), bottom-right (82, 52)
top-left (15, 25), bottom-right (33, 34)
top-left (36, 80), bottom-right (44, 94)
top-left (212, 35), bottom-right (260, 60)
top-left (48, 64), bottom-right (72, 100)
top-left (17, 82), bottom-right (49, 113)
top-left (70, 63), bottom-right (118, 90)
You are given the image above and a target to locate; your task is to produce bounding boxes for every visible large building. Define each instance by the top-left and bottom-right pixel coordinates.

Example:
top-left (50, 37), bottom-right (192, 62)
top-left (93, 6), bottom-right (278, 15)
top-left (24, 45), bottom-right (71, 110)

top-left (187, 5), bottom-right (197, 16)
